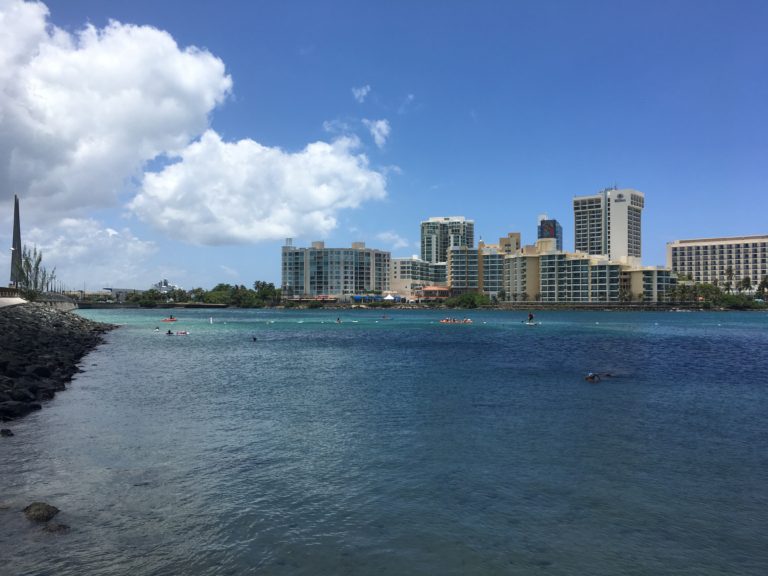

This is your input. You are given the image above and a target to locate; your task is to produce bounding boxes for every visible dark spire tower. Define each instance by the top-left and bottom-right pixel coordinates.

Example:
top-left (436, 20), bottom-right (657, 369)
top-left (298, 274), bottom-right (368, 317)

top-left (10, 194), bottom-right (22, 287)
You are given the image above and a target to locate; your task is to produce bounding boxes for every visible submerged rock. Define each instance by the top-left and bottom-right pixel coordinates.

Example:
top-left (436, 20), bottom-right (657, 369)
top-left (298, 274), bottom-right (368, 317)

top-left (23, 502), bottom-right (60, 523)
top-left (42, 521), bottom-right (71, 534)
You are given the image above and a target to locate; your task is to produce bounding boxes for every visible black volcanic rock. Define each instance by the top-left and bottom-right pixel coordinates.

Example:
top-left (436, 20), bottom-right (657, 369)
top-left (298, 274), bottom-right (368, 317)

top-left (23, 502), bottom-right (60, 522)
top-left (0, 400), bottom-right (40, 420)
top-left (0, 303), bottom-right (115, 422)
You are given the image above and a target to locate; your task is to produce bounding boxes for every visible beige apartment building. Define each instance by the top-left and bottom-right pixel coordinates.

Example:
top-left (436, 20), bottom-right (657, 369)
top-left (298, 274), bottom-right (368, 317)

top-left (666, 235), bottom-right (768, 286)
top-left (505, 238), bottom-right (675, 303)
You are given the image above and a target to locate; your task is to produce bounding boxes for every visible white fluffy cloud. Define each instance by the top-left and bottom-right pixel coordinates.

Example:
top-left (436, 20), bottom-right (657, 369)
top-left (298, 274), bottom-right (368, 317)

top-left (363, 119), bottom-right (391, 149)
top-left (1, 0), bottom-right (390, 290)
top-left (24, 218), bottom-right (157, 288)
top-left (0, 0), bottom-right (232, 220)
top-left (376, 231), bottom-right (409, 250)
top-left (351, 84), bottom-right (371, 103)
top-left (130, 131), bottom-right (387, 245)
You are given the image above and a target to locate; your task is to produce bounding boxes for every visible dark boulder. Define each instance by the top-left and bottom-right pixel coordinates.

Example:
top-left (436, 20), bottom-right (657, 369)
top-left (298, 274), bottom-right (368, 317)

top-left (9, 388), bottom-right (36, 403)
top-left (31, 365), bottom-right (52, 378)
top-left (2, 366), bottom-right (22, 378)
top-left (0, 428), bottom-right (13, 437)
top-left (24, 502), bottom-right (60, 522)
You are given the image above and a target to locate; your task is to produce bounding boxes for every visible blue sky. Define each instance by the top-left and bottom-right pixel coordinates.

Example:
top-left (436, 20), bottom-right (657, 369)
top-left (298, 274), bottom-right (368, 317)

top-left (1, 0), bottom-right (766, 290)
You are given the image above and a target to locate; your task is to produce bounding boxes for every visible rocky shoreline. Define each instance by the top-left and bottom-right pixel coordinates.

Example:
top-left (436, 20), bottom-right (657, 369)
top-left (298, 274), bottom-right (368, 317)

top-left (0, 303), bottom-right (115, 427)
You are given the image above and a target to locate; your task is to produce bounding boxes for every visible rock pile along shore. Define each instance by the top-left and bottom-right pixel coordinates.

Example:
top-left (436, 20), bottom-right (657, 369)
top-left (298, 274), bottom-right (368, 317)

top-left (0, 303), bottom-right (115, 423)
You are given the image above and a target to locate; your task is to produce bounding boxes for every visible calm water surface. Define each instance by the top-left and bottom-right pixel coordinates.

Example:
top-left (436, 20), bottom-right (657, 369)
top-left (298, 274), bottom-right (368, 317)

top-left (1, 308), bottom-right (767, 575)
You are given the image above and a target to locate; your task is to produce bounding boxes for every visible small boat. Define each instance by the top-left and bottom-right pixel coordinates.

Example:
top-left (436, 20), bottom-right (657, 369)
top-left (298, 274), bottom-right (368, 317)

top-left (161, 316), bottom-right (177, 322)
top-left (175, 330), bottom-right (190, 336)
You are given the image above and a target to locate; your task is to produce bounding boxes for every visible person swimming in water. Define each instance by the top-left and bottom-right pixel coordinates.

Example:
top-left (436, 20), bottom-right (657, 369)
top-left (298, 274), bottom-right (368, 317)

top-left (585, 372), bottom-right (601, 382)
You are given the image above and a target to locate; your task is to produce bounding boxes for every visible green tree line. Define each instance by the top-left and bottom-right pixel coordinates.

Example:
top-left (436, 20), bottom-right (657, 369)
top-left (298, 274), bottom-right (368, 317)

top-left (126, 281), bottom-right (282, 308)
top-left (667, 275), bottom-right (768, 310)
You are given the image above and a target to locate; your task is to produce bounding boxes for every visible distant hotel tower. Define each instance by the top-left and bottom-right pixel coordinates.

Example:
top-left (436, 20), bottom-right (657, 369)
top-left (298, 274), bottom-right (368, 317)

top-left (420, 216), bottom-right (474, 264)
top-left (667, 235), bottom-right (768, 286)
top-left (573, 187), bottom-right (644, 263)
top-left (537, 214), bottom-right (562, 251)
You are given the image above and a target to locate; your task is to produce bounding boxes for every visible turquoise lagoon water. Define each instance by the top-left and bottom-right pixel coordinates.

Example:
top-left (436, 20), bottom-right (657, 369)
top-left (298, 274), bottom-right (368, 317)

top-left (1, 308), bottom-right (767, 575)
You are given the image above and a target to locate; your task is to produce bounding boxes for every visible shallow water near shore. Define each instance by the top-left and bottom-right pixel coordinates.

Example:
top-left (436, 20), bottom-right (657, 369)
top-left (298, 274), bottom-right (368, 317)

top-left (1, 308), bottom-right (767, 575)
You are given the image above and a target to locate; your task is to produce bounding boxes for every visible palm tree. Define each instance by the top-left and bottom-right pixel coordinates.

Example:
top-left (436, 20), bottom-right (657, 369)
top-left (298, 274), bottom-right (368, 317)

top-left (17, 245), bottom-right (56, 301)
top-left (724, 266), bottom-right (734, 294)
top-left (739, 276), bottom-right (752, 294)
top-left (757, 276), bottom-right (768, 299)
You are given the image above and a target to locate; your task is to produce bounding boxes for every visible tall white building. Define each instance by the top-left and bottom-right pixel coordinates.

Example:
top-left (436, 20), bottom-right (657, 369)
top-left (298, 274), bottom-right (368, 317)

top-left (573, 188), bottom-right (644, 264)
top-left (420, 216), bottom-right (474, 264)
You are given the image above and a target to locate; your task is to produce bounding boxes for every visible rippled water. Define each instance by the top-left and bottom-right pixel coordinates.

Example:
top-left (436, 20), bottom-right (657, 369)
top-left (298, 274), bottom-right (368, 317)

top-left (1, 308), bottom-right (767, 575)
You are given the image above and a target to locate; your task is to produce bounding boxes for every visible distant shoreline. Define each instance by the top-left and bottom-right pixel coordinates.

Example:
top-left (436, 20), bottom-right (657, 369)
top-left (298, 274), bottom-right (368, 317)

top-left (72, 302), bottom-right (762, 312)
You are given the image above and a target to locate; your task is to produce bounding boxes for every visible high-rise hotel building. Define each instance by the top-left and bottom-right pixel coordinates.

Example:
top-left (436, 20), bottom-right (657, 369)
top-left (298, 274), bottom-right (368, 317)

top-left (667, 235), bottom-right (768, 286)
top-left (420, 216), bottom-right (474, 264)
top-left (281, 239), bottom-right (390, 299)
top-left (573, 188), bottom-right (644, 263)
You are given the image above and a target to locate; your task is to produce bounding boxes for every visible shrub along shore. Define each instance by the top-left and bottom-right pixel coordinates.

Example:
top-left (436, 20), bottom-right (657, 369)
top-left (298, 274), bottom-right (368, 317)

top-left (0, 303), bottom-right (115, 426)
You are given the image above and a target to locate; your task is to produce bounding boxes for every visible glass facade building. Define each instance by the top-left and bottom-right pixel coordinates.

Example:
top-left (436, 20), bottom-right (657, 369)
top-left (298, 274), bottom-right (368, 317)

top-left (537, 217), bottom-right (563, 251)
